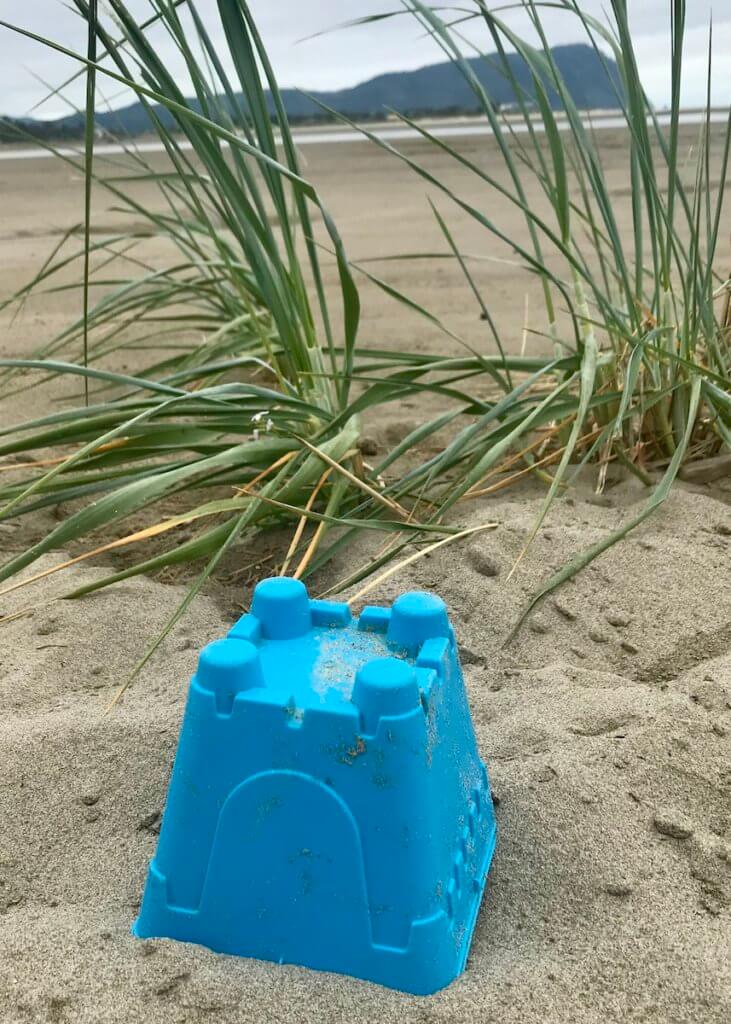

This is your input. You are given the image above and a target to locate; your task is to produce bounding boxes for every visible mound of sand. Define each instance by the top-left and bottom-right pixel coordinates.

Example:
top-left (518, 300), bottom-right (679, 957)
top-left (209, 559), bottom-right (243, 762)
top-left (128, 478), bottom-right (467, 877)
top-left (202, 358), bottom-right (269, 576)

top-left (0, 480), bottom-right (729, 1024)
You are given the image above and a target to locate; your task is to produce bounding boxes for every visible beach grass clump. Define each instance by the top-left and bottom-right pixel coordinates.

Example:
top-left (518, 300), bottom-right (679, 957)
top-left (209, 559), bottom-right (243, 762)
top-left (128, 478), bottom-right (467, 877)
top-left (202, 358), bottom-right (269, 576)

top-left (335, 0), bottom-right (730, 612)
top-left (0, 0), bottom-right (728, 677)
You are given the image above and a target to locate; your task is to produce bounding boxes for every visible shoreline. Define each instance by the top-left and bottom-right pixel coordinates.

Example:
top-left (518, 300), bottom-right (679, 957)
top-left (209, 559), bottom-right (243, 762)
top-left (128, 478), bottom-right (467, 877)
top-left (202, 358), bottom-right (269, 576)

top-left (0, 107), bottom-right (727, 162)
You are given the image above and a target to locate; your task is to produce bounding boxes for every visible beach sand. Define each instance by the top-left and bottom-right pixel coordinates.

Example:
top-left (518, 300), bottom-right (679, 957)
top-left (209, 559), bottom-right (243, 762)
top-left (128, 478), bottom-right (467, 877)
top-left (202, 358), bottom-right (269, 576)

top-left (0, 130), bottom-right (730, 1023)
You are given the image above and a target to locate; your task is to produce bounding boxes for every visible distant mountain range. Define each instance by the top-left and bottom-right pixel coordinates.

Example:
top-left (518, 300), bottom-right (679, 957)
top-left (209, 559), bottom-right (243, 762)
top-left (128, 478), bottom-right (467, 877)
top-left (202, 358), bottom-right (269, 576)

top-left (1, 44), bottom-right (621, 143)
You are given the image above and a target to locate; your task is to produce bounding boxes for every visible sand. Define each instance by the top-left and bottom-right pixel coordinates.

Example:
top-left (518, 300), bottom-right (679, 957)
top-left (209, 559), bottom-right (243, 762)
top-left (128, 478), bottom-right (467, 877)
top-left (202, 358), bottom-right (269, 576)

top-left (1, 131), bottom-right (730, 1023)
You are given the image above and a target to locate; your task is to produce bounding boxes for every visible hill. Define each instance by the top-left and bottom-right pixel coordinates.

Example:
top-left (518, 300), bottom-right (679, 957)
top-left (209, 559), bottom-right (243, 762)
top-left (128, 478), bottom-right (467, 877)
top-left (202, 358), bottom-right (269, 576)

top-left (1, 43), bottom-right (621, 143)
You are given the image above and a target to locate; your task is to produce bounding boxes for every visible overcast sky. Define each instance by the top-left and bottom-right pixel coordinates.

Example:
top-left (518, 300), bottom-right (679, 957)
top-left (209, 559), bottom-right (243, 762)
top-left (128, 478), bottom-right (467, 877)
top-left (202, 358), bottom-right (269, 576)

top-left (0, 1), bottom-right (728, 119)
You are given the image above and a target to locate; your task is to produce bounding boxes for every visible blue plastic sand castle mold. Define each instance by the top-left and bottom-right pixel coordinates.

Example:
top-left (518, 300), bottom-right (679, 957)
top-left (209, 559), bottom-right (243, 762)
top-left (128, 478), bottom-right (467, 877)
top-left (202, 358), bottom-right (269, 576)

top-left (134, 578), bottom-right (497, 994)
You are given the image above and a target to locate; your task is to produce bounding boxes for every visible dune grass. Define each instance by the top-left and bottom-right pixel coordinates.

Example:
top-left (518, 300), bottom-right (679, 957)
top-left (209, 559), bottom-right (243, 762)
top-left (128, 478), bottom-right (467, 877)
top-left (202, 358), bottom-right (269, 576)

top-left (342, 0), bottom-right (730, 619)
top-left (0, 0), bottom-right (728, 685)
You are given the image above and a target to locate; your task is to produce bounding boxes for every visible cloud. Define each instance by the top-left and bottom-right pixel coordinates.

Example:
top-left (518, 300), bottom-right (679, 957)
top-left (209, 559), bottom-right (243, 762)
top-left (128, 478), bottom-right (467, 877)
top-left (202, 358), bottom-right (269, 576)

top-left (0, 0), bottom-right (728, 119)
